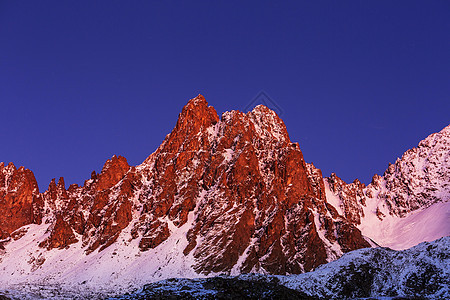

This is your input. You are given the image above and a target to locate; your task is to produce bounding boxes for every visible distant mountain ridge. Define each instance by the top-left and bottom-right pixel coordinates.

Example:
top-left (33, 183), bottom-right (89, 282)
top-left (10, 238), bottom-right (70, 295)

top-left (0, 95), bottom-right (448, 296)
top-left (325, 123), bottom-right (450, 249)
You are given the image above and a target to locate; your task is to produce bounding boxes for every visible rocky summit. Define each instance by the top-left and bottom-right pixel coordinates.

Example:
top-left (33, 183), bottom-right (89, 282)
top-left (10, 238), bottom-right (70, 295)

top-left (0, 95), bottom-right (448, 298)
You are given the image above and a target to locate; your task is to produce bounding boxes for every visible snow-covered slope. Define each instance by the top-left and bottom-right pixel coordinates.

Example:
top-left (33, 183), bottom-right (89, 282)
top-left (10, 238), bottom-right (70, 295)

top-left (358, 195), bottom-right (450, 250)
top-left (360, 125), bottom-right (450, 249)
top-left (368, 124), bottom-right (450, 217)
top-left (279, 236), bottom-right (449, 299)
top-left (105, 237), bottom-right (449, 300)
top-left (2, 237), bottom-right (448, 299)
top-left (0, 213), bottom-right (202, 299)
top-left (325, 124), bottom-right (450, 250)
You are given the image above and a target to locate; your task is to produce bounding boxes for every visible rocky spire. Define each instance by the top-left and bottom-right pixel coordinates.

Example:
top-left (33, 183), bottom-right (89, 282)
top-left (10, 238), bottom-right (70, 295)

top-left (0, 163), bottom-right (42, 239)
top-left (95, 155), bottom-right (130, 191)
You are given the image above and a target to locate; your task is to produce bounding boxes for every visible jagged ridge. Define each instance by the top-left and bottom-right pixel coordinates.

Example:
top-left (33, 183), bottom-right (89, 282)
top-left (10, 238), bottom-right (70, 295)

top-left (324, 124), bottom-right (450, 249)
top-left (0, 95), bottom-right (448, 296)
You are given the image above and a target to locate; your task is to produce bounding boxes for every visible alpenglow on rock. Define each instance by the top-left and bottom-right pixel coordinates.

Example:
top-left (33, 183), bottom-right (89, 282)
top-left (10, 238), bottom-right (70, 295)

top-left (0, 95), bottom-right (447, 295)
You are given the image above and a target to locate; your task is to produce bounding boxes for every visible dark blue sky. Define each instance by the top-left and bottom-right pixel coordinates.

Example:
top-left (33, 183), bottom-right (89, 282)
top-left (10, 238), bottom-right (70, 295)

top-left (1, 1), bottom-right (449, 190)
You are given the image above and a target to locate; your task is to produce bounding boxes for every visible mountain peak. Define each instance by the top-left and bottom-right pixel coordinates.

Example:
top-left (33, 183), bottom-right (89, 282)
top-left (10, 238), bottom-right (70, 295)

top-left (181, 94), bottom-right (213, 117)
top-left (326, 122), bottom-right (450, 250)
top-left (247, 104), bottom-right (290, 145)
top-left (251, 104), bottom-right (274, 113)
top-left (57, 177), bottom-right (66, 190)
top-left (5, 162), bottom-right (16, 172)
top-left (187, 94), bottom-right (207, 104)
top-left (177, 95), bottom-right (219, 126)
top-left (156, 95), bottom-right (220, 155)
top-left (0, 163), bottom-right (41, 239)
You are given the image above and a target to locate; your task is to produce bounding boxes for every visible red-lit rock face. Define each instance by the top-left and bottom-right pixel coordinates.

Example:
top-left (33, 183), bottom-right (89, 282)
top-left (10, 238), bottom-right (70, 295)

top-left (124, 96), bottom-right (369, 274)
top-left (0, 95), bottom-right (371, 275)
top-left (39, 214), bottom-right (78, 250)
top-left (0, 162), bottom-right (42, 239)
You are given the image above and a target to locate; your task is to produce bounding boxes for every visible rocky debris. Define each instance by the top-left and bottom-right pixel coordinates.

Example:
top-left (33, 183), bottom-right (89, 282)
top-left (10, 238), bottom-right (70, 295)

top-left (280, 236), bottom-right (450, 299)
top-left (108, 275), bottom-right (319, 300)
top-left (108, 237), bottom-right (449, 300)
top-left (1, 238), bottom-right (447, 299)
top-left (10, 227), bottom-right (28, 241)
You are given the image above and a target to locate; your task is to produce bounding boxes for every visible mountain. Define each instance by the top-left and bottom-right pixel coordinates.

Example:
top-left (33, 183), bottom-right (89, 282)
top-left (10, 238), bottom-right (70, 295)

top-left (0, 95), bottom-right (448, 298)
top-left (325, 124), bottom-right (450, 249)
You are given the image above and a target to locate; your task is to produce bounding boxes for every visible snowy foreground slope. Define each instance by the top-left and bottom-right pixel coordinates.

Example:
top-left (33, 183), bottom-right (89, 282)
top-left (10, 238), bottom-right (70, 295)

top-left (109, 237), bottom-right (448, 300)
top-left (0, 212), bottom-right (202, 298)
top-left (1, 237), bottom-right (448, 299)
top-left (358, 200), bottom-right (450, 250)
top-left (278, 236), bottom-right (449, 299)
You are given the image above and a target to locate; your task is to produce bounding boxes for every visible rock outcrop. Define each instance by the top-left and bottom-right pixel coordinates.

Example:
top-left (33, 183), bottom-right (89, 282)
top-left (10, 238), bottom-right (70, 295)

top-left (0, 162), bottom-right (42, 239)
top-left (325, 173), bottom-right (366, 225)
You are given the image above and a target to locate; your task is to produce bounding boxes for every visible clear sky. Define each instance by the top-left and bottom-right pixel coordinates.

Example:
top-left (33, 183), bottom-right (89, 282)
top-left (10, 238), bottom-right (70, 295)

top-left (1, 1), bottom-right (449, 190)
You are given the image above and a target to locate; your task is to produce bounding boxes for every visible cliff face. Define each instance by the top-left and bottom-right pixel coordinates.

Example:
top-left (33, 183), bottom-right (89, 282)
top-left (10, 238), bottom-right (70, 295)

top-left (0, 162), bottom-right (42, 239)
top-left (138, 98), bottom-right (368, 274)
top-left (2, 95), bottom-right (446, 287)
